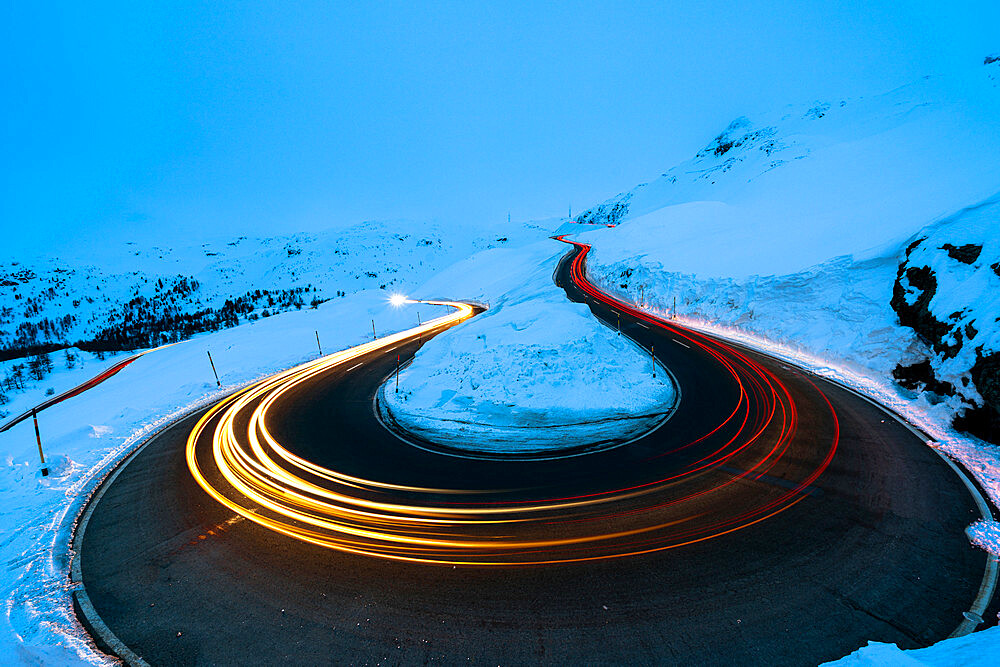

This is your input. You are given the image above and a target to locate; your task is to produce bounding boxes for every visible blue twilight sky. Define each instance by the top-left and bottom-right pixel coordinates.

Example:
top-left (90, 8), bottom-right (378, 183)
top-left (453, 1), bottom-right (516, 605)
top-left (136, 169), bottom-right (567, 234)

top-left (2, 1), bottom-right (997, 258)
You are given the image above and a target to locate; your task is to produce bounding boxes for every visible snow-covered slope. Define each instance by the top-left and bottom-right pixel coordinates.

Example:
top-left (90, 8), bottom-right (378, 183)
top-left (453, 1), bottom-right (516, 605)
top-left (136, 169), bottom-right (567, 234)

top-left (570, 56), bottom-right (1000, 446)
top-left (823, 625), bottom-right (1000, 666)
top-left (0, 217), bottom-right (547, 359)
top-left (576, 57), bottom-right (1000, 278)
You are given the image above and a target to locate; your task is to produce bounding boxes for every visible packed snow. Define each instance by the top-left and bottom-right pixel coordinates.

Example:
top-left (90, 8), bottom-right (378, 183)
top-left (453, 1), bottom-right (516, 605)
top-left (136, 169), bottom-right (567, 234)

top-left (576, 58), bottom-right (1000, 279)
top-left (380, 243), bottom-right (676, 455)
top-left (822, 626), bottom-right (1000, 666)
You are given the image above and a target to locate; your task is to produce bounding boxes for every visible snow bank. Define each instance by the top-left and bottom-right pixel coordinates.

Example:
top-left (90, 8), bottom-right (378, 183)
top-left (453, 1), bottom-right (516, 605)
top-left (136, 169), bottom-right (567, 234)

top-left (579, 195), bottom-right (1000, 545)
top-left (822, 626), bottom-right (1000, 666)
top-left (380, 244), bottom-right (676, 456)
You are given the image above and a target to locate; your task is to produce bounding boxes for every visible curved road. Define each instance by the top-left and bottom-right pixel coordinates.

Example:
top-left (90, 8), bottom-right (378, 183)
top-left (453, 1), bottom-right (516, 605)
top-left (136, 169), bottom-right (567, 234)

top-left (73, 241), bottom-right (996, 664)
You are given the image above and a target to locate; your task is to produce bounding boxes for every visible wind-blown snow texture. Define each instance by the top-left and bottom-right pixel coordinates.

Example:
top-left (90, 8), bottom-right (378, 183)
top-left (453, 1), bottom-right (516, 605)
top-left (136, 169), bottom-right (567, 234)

top-left (381, 243), bottom-right (676, 454)
top-left (575, 60), bottom-right (1000, 278)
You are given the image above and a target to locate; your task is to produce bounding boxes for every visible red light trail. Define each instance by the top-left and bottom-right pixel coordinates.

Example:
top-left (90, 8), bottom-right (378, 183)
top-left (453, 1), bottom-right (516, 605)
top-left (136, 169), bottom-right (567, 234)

top-left (185, 245), bottom-right (839, 565)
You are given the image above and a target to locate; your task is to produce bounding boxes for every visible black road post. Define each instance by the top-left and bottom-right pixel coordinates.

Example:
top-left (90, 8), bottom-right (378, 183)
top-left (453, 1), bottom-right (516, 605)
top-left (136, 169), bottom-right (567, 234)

top-left (32, 409), bottom-right (48, 476)
top-left (207, 351), bottom-right (221, 388)
top-left (372, 320), bottom-right (377, 340)
top-left (395, 354), bottom-right (400, 392)
top-left (315, 330), bottom-right (323, 356)
top-left (651, 344), bottom-right (656, 379)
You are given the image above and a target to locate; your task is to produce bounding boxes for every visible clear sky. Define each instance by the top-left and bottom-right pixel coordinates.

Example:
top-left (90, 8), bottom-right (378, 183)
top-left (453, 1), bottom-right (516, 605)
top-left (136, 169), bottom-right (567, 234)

top-left (2, 1), bottom-right (997, 257)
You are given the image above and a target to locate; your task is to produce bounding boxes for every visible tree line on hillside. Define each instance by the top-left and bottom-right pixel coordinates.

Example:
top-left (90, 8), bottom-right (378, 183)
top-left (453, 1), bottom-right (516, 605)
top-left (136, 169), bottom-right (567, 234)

top-left (1, 283), bottom-right (324, 361)
top-left (0, 349), bottom-right (83, 417)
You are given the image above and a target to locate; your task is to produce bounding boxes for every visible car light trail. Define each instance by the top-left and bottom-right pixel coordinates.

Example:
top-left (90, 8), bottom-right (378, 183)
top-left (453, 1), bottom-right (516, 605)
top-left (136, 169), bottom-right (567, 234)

top-left (187, 252), bottom-right (839, 566)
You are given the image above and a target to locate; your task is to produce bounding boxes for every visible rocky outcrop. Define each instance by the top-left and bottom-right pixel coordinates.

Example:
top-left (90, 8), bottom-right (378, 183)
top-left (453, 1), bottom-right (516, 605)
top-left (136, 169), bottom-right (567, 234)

top-left (890, 197), bottom-right (1000, 444)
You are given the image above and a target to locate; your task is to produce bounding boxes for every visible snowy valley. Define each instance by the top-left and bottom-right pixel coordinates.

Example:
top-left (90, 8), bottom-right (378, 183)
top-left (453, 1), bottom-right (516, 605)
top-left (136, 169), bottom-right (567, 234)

top-left (2, 52), bottom-right (1000, 666)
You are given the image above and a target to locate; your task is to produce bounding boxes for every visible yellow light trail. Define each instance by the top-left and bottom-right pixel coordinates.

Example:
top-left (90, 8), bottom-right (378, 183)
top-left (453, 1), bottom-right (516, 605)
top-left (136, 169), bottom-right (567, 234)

top-left (186, 292), bottom-right (837, 566)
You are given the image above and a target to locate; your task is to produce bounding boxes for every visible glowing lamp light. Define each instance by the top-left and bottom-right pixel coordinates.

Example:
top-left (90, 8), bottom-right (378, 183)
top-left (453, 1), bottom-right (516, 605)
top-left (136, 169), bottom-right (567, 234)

top-left (389, 294), bottom-right (408, 307)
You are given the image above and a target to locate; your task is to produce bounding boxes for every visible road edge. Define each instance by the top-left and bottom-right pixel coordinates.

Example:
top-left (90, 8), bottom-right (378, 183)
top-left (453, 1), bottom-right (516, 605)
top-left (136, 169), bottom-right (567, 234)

top-left (562, 240), bottom-right (999, 639)
top-left (68, 400), bottom-right (225, 667)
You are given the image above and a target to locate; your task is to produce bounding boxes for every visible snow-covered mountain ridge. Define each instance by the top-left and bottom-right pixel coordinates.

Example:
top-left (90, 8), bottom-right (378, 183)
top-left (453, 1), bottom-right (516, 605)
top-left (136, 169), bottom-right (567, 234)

top-left (577, 56), bottom-right (1000, 278)
top-left (0, 218), bottom-right (545, 361)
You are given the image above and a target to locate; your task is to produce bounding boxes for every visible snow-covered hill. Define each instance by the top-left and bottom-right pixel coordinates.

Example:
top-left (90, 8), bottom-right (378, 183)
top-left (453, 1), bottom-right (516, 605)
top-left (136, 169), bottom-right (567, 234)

top-left (576, 56), bottom-right (1000, 278)
top-left (0, 217), bottom-right (548, 360)
top-left (572, 55), bottom-right (1000, 450)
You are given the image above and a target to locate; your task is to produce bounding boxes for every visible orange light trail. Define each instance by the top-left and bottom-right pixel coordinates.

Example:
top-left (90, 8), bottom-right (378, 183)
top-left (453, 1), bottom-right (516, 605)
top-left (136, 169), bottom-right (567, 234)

top-left (186, 249), bottom-right (840, 566)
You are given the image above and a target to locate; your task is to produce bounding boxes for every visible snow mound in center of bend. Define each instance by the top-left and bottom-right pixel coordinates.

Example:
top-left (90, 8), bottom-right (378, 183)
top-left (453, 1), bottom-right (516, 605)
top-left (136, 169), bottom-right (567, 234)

top-left (380, 254), bottom-right (677, 455)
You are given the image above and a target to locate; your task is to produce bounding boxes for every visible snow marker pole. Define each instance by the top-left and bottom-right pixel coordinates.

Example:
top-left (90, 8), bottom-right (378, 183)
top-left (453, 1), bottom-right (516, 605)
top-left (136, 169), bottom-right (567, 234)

top-left (315, 330), bottom-right (323, 356)
top-left (372, 320), bottom-right (377, 340)
top-left (396, 354), bottom-right (400, 392)
top-left (617, 312), bottom-right (620, 336)
top-left (207, 351), bottom-right (221, 388)
top-left (417, 311), bottom-right (421, 326)
top-left (651, 345), bottom-right (656, 379)
top-left (673, 296), bottom-right (677, 319)
top-left (32, 409), bottom-right (48, 476)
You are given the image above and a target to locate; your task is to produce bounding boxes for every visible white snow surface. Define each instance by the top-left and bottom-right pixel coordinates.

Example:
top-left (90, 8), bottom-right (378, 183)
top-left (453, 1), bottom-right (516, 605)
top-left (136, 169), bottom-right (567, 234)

top-left (380, 240), bottom-right (676, 454)
top-left (577, 58), bottom-right (1000, 278)
top-left (822, 626), bottom-right (1000, 666)
top-left (0, 216), bottom-right (546, 354)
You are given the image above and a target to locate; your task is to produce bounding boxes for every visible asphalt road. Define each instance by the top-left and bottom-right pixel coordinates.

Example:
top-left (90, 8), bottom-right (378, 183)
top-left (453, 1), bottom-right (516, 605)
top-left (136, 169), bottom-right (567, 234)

top-left (75, 242), bottom-right (996, 665)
